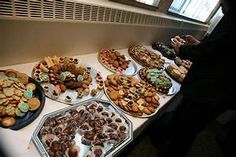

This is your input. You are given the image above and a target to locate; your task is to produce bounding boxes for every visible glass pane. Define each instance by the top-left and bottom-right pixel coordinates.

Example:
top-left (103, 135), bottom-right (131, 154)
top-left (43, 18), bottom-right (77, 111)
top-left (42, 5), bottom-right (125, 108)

top-left (208, 7), bottom-right (223, 33)
top-left (169, 0), bottom-right (220, 22)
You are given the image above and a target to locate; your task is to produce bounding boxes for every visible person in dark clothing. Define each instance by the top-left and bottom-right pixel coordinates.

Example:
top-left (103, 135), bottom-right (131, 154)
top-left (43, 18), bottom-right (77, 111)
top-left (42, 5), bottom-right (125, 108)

top-left (153, 0), bottom-right (236, 156)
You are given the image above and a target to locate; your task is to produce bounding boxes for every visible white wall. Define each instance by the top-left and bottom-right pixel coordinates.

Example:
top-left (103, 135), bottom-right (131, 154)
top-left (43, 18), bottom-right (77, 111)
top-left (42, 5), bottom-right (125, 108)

top-left (0, 19), bottom-right (206, 67)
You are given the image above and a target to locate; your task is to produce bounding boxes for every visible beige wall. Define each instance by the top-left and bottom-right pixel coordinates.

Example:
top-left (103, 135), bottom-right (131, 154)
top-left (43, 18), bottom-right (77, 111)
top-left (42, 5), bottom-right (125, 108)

top-left (0, 19), bottom-right (206, 67)
top-left (158, 0), bottom-right (173, 13)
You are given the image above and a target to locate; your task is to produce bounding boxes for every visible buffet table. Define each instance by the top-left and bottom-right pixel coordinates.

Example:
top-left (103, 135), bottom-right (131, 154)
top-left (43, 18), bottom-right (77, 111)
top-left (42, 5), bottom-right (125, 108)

top-left (0, 46), bottom-right (181, 157)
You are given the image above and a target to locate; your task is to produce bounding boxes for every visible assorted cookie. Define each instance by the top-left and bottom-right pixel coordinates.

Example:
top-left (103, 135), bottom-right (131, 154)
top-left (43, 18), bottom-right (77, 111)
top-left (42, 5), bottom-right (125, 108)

top-left (38, 101), bottom-right (130, 157)
top-left (128, 45), bottom-right (165, 69)
top-left (138, 68), bottom-right (173, 94)
top-left (0, 69), bottom-right (42, 128)
top-left (104, 74), bottom-right (160, 117)
top-left (32, 56), bottom-right (104, 104)
top-left (98, 48), bottom-right (131, 73)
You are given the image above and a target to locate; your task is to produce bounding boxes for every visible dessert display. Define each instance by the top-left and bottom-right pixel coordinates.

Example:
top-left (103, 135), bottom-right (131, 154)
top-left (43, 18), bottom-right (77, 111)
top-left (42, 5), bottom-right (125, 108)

top-left (32, 56), bottom-right (104, 105)
top-left (98, 48), bottom-right (137, 75)
top-left (32, 99), bottom-right (132, 157)
top-left (152, 42), bottom-right (176, 60)
top-left (128, 45), bottom-right (165, 69)
top-left (166, 64), bottom-right (189, 83)
top-left (0, 69), bottom-right (45, 129)
top-left (104, 73), bottom-right (161, 117)
top-left (138, 68), bottom-right (175, 95)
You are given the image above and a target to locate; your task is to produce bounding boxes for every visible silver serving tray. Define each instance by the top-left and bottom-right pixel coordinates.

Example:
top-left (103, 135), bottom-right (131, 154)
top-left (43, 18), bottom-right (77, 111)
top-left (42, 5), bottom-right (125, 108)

top-left (32, 98), bottom-right (133, 157)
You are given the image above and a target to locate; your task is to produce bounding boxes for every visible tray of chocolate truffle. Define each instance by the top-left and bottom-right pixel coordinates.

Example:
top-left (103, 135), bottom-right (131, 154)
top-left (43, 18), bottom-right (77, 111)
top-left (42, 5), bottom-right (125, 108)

top-left (32, 56), bottom-right (104, 105)
top-left (98, 48), bottom-right (138, 75)
top-left (0, 69), bottom-right (45, 130)
top-left (32, 98), bottom-right (133, 157)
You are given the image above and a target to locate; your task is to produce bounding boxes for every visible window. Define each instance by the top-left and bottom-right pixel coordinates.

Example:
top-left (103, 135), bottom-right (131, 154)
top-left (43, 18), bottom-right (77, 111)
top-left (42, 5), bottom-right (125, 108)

top-left (169, 0), bottom-right (220, 22)
top-left (110, 0), bottom-right (161, 11)
top-left (207, 7), bottom-right (223, 34)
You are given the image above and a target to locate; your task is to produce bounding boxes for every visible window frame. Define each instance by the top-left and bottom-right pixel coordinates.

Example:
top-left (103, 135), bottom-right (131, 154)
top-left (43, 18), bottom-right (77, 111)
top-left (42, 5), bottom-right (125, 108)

top-left (110, 0), bottom-right (159, 11)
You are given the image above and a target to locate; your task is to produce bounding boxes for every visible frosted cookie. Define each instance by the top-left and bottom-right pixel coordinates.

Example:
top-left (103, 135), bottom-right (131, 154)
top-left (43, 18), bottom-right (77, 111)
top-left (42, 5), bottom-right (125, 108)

top-left (15, 108), bottom-right (26, 117)
top-left (18, 102), bottom-right (29, 113)
top-left (28, 97), bottom-right (40, 111)
top-left (77, 75), bottom-right (84, 83)
top-left (24, 88), bottom-right (33, 99)
top-left (26, 83), bottom-right (36, 91)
